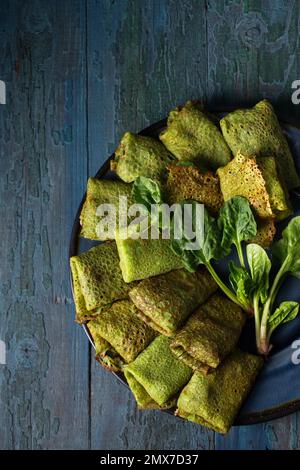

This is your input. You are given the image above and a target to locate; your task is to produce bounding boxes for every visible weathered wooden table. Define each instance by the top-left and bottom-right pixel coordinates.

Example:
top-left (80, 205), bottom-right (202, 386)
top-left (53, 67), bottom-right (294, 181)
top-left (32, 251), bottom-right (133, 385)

top-left (1, 0), bottom-right (300, 450)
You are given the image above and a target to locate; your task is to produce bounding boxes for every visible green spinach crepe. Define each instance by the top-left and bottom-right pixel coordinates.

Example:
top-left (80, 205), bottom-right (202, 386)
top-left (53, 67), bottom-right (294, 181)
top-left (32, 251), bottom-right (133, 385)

top-left (116, 229), bottom-right (183, 283)
top-left (129, 268), bottom-right (218, 336)
top-left (170, 294), bottom-right (245, 373)
top-left (217, 152), bottom-right (291, 220)
top-left (80, 177), bottom-right (134, 240)
top-left (70, 242), bottom-right (133, 323)
top-left (220, 99), bottom-right (300, 189)
top-left (159, 101), bottom-right (231, 170)
top-left (111, 132), bottom-right (173, 183)
top-left (176, 349), bottom-right (263, 433)
top-left (257, 156), bottom-right (292, 220)
top-left (124, 335), bottom-right (192, 409)
top-left (165, 164), bottom-right (223, 214)
top-left (88, 300), bottom-right (156, 372)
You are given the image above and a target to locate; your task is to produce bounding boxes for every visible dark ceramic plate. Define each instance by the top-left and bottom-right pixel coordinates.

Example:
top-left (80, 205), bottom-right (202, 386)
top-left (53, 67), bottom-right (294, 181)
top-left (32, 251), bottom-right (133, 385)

top-left (69, 108), bottom-right (300, 426)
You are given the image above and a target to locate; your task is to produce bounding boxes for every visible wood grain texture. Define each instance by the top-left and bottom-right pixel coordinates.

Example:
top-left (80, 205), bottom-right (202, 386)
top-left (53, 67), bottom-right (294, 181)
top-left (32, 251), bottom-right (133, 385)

top-left (0, 0), bottom-right (90, 449)
top-left (1, 0), bottom-right (300, 450)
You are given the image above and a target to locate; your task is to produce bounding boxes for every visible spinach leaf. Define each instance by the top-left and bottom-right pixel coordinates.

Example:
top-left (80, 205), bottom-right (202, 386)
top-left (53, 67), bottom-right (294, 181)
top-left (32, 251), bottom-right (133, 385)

top-left (267, 301), bottom-right (299, 334)
top-left (171, 205), bottom-right (246, 309)
top-left (272, 216), bottom-right (300, 279)
top-left (259, 217), bottom-right (300, 354)
top-left (219, 196), bottom-right (257, 266)
top-left (246, 243), bottom-right (271, 304)
top-left (198, 208), bottom-right (223, 264)
top-left (171, 201), bottom-right (221, 270)
top-left (132, 176), bottom-right (163, 212)
top-left (229, 261), bottom-right (253, 309)
top-left (170, 200), bottom-right (201, 272)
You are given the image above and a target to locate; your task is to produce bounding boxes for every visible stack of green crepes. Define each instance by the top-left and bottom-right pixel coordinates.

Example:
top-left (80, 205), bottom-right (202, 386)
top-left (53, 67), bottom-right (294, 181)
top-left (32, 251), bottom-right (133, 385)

top-left (69, 99), bottom-right (299, 433)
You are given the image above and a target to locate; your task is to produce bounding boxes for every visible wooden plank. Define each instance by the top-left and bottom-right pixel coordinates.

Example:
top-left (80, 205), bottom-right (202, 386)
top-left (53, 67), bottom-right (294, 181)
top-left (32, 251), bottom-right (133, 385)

top-left (216, 415), bottom-right (300, 450)
top-left (87, 0), bottom-right (215, 449)
top-left (0, 0), bottom-right (90, 449)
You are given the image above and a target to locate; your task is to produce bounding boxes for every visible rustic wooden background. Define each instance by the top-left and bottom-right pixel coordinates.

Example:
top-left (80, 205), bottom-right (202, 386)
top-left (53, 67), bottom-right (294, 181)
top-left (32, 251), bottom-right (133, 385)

top-left (1, 0), bottom-right (300, 450)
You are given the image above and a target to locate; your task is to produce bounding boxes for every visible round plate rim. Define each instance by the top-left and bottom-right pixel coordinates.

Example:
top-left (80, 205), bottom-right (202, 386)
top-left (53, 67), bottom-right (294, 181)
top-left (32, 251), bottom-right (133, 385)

top-left (69, 105), bottom-right (300, 427)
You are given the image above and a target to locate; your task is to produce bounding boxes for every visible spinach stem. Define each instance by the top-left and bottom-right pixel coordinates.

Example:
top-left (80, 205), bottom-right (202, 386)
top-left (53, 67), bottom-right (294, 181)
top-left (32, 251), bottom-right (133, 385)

top-left (206, 261), bottom-right (248, 312)
top-left (259, 261), bottom-right (288, 352)
top-left (253, 293), bottom-right (261, 349)
top-left (236, 242), bottom-right (245, 268)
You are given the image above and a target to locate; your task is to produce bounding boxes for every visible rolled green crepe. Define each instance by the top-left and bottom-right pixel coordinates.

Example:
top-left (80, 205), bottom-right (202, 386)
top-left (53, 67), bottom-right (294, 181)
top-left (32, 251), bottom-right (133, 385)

top-left (257, 156), bottom-right (292, 221)
top-left (124, 335), bottom-right (192, 409)
top-left (70, 242), bottom-right (134, 323)
top-left (159, 101), bottom-right (231, 171)
top-left (170, 294), bottom-right (245, 373)
top-left (220, 99), bottom-right (300, 189)
top-left (80, 177), bottom-right (134, 240)
top-left (115, 229), bottom-right (183, 283)
top-left (111, 132), bottom-right (173, 183)
top-left (165, 164), bottom-right (223, 214)
top-left (89, 334), bottom-right (124, 371)
top-left (88, 300), bottom-right (156, 371)
top-left (217, 152), bottom-right (290, 220)
top-left (176, 349), bottom-right (264, 433)
top-left (129, 268), bottom-right (218, 336)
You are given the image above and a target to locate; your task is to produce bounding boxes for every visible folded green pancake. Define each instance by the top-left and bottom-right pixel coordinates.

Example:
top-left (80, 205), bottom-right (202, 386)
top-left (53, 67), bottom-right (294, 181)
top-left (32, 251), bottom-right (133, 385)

top-left (165, 164), bottom-right (223, 214)
top-left (80, 177), bottom-right (134, 240)
top-left (176, 349), bottom-right (264, 433)
top-left (70, 242), bottom-right (134, 323)
top-left (129, 268), bottom-right (217, 336)
top-left (88, 300), bottom-right (156, 372)
top-left (217, 152), bottom-right (290, 220)
top-left (159, 101), bottom-right (231, 171)
top-left (220, 99), bottom-right (300, 189)
top-left (115, 229), bottom-right (183, 283)
top-left (124, 335), bottom-right (192, 409)
top-left (257, 156), bottom-right (292, 220)
top-left (170, 293), bottom-right (245, 373)
top-left (111, 132), bottom-right (173, 183)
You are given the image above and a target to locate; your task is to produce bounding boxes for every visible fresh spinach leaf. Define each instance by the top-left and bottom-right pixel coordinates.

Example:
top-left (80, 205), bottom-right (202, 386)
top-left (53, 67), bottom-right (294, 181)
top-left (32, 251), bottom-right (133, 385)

top-left (246, 243), bottom-right (271, 304)
top-left (219, 196), bottom-right (257, 266)
top-left (228, 261), bottom-right (253, 309)
top-left (267, 301), bottom-right (299, 334)
top-left (272, 216), bottom-right (300, 279)
top-left (132, 176), bottom-right (163, 212)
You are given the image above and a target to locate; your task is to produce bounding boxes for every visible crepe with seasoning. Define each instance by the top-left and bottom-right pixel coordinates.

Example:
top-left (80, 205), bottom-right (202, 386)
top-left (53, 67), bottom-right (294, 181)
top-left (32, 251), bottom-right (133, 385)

top-left (250, 217), bottom-right (276, 248)
top-left (116, 229), bottom-right (183, 283)
top-left (176, 349), bottom-right (263, 433)
top-left (159, 101), bottom-right (231, 171)
top-left (111, 132), bottom-right (174, 183)
top-left (70, 242), bottom-right (133, 323)
top-left (129, 268), bottom-right (218, 336)
top-left (170, 294), bottom-right (245, 373)
top-left (257, 156), bottom-right (292, 220)
top-left (80, 177), bottom-right (134, 240)
top-left (164, 163), bottom-right (223, 214)
top-left (220, 99), bottom-right (300, 189)
top-left (124, 335), bottom-right (192, 409)
top-left (217, 152), bottom-right (290, 220)
top-left (88, 300), bottom-right (156, 372)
